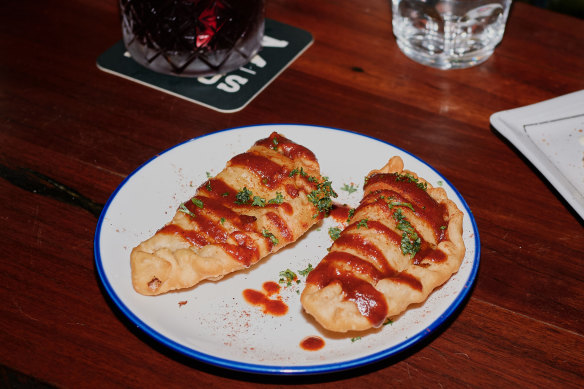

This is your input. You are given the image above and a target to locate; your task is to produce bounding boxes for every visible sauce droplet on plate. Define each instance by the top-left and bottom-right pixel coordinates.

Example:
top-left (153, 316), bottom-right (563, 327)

top-left (300, 336), bottom-right (325, 351)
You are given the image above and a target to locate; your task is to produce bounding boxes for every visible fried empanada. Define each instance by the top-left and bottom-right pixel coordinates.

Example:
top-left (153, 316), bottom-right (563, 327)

top-left (131, 132), bottom-right (336, 295)
top-left (301, 156), bottom-right (465, 332)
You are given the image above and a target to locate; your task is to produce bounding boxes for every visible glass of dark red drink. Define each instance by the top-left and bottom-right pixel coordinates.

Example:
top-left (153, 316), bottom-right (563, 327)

top-left (119, 0), bottom-right (265, 77)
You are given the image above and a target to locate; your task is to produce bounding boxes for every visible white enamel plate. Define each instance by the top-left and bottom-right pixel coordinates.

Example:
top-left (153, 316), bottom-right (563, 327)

top-left (94, 124), bottom-right (480, 375)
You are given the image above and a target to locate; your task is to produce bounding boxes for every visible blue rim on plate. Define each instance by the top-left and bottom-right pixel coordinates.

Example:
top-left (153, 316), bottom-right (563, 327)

top-left (94, 124), bottom-right (480, 375)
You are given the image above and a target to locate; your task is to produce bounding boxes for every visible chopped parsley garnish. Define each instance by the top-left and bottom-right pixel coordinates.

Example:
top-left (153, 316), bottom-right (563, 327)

top-left (383, 318), bottom-right (393, 326)
top-left (394, 173), bottom-right (427, 191)
top-left (437, 180), bottom-right (444, 187)
top-left (205, 181), bottom-right (212, 191)
top-left (347, 208), bottom-right (355, 223)
top-left (440, 225), bottom-right (447, 230)
top-left (356, 219), bottom-right (369, 229)
top-left (251, 196), bottom-right (266, 207)
top-left (279, 269), bottom-right (297, 286)
top-left (307, 177), bottom-right (338, 217)
top-left (235, 188), bottom-right (280, 208)
top-left (221, 192), bottom-right (229, 197)
top-left (289, 167), bottom-right (308, 177)
top-left (341, 183), bottom-right (358, 194)
top-left (328, 227), bottom-right (342, 240)
top-left (388, 201), bottom-right (415, 212)
top-left (262, 229), bottom-right (279, 246)
top-left (298, 264), bottom-right (313, 277)
top-left (235, 187), bottom-right (253, 204)
top-left (178, 203), bottom-right (195, 217)
top-left (350, 337), bottom-right (362, 342)
top-left (220, 217), bottom-right (225, 225)
top-left (271, 137), bottom-right (279, 150)
top-left (268, 192), bottom-right (284, 204)
top-left (191, 198), bottom-right (204, 208)
top-left (206, 171), bottom-right (212, 178)
top-left (393, 209), bottom-right (421, 257)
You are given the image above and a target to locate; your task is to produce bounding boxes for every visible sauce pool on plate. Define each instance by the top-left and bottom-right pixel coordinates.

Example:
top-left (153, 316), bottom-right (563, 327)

top-left (242, 281), bottom-right (288, 316)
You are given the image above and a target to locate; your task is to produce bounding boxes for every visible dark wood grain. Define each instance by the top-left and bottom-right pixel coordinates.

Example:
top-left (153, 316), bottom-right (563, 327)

top-left (1, 0), bottom-right (583, 387)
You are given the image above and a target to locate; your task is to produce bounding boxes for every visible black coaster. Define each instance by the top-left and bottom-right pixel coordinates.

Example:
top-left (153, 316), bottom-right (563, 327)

top-left (97, 19), bottom-right (313, 113)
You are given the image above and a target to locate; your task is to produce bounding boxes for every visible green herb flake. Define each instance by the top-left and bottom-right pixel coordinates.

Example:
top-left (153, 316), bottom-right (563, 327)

top-left (221, 192), bottom-right (229, 197)
top-left (394, 173), bottom-right (427, 191)
top-left (307, 177), bottom-right (338, 216)
top-left (393, 209), bottom-right (421, 257)
top-left (388, 201), bottom-right (415, 212)
top-left (251, 196), bottom-right (266, 207)
top-left (178, 203), bottom-right (196, 218)
top-left (347, 208), bottom-right (355, 223)
top-left (262, 229), bottom-right (279, 246)
top-left (235, 187), bottom-right (253, 204)
top-left (205, 181), bottom-right (212, 191)
top-left (289, 167), bottom-right (309, 178)
top-left (268, 192), bottom-right (284, 204)
top-left (272, 137), bottom-right (279, 150)
top-left (191, 198), bottom-right (204, 209)
top-left (383, 318), bottom-right (393, 326)
top-left (440, 225), bottom-right (447, 230)
top-left (328, 227), bottom-right (342, 241)
top-left (341, 183), bottom-right (358, 194)
top-left (298, 264), bottom-right (314, 277)
top-left (356, 219), bottom-right (369, 229)
top-left (279, 269), bottom-right (297, 286)
top-left (351, 337), bottom-right (362, 342)
top-left (437, 180), bottom-right (444, 187)
top-left (220, 217), bottom-right (225, 225)
top-left (206, 171), bottom-right (212, 178)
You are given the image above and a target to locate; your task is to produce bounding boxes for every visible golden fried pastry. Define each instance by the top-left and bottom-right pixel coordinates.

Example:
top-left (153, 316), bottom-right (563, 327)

top-left (301, 156), bottom-right (465, 332)
top-left (131, 132), bottom-right (336, 295)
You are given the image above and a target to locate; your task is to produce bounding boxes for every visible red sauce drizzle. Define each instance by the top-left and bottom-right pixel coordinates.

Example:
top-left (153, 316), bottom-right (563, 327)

top-left (238, 214), bottom-right (257, 231)
top-left (255, 132), bottom-right (317, 163)
top-left (305, 252), bottom-right (389, 327)
top-left (242, 281), bottom-right (288, 316)
top-left (391, 272), bottom-right (423, 290)
top-left (158, 224), bottom-right (208, 247)
top-left (197, 178), bottom-right (236, 202)
top-left (190, 211), bottom-right (229, 243)
top-left (329, 203), bottom-right (351, 223)
top-left (414, 243), bottom-right (447, 264)
top-left (285, 184), bottom-right (299, 198)
top-left (364, 174), bottom-right (447, 242)
top-left (333, 233), bottom-right (392, 274)
top-left (346, 220), bottom-right (402, 246)
top-left (278, 202), bottom-right (293, 215)
top-left (265, 212), bottom-right (292, 242)
top-left (218, 232), bottom-right (259, 266)
top-left (300, 336), bottom-right (325, 351)
top-left (228, 152), bottom-right (288, 189)
top-left (306, 239), bottom-right (425, 326)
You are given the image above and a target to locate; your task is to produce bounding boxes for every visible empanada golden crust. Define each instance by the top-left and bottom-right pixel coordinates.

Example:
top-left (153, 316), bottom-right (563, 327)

top-left (131, 132), bottom-right (336, 296)
top-left (301, 156), bottom-right (465, 332)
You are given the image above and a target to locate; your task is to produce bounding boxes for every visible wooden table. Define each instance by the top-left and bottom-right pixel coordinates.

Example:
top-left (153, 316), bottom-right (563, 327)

top-left (2, 0), bottom-right (583, 387)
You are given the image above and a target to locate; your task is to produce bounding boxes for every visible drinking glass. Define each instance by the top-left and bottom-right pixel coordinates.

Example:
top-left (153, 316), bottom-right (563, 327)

top-left (392, 0), bottom-right (512, 69)
top-left (119, 0), bottom-right (265, 77)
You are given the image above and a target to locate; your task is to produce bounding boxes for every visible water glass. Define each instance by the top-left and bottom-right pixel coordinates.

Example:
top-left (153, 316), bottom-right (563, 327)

top-left (392, 0), bottom-right (512, 69)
